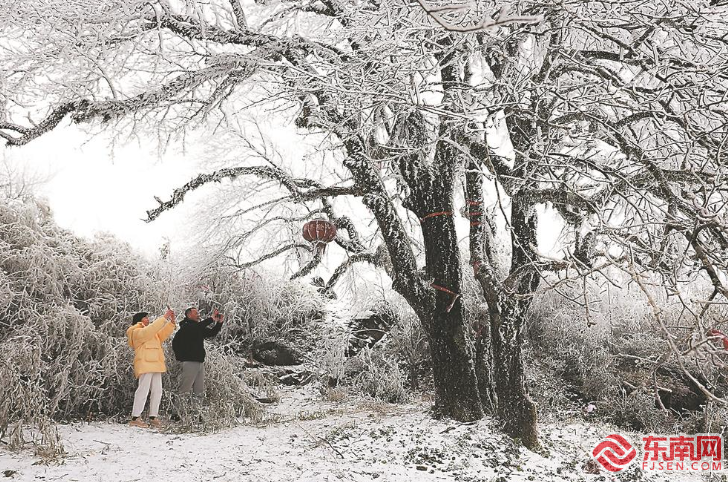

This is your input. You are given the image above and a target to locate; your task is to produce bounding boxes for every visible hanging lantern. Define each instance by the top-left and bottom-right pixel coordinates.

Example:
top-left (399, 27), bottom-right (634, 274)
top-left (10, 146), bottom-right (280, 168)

top-left (302, 219), bottom-right (337, 254)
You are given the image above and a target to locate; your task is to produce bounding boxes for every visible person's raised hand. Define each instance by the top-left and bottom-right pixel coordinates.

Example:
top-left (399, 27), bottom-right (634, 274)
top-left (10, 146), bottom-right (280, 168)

top-left (165, 308), bottom-right (176, 324)
top-left (213, 309), bottom-right (224, 323)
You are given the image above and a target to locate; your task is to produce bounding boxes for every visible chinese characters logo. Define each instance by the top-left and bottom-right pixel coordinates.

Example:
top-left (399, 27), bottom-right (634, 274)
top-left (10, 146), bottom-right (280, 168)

top-left (592, 433), bottom-right (724, 473)
top-left (642, 434), bottom-right (722, 472)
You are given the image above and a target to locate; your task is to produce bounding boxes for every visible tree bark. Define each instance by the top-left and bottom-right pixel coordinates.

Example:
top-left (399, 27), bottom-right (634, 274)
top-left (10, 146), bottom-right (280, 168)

top-left (411, 136), bottom-right (484, 421)
top-left (489, 297), bottom-right (538, 449)
top-left (474, 317), bottom-right (496, 413)
top-left (343, 143), bottom-right (483, 422)
top-left (419, 212), bottom-right (484, 422)
top-left (466, 158), bottom-right (539, 446)
top-left (490, 194), bottom-right (541, 449)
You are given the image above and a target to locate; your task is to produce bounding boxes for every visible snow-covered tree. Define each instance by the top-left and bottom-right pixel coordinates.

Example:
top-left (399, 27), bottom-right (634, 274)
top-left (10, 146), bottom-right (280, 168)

top-left (3, 0), bottom-right (728, 448)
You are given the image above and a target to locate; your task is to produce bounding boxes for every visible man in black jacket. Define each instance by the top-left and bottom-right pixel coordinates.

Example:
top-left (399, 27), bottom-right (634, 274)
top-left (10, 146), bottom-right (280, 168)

top-left (172, 307), bottom-right (224, 395)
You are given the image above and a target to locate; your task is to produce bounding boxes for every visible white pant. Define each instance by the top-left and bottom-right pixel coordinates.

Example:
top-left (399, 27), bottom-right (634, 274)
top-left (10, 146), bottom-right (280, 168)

top-left (132, 372), bottom-right (162, 418)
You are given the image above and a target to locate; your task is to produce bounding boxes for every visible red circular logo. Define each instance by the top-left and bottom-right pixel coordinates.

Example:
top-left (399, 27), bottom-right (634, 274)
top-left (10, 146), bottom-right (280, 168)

top-left (592, 434), bottom-right (637, 472)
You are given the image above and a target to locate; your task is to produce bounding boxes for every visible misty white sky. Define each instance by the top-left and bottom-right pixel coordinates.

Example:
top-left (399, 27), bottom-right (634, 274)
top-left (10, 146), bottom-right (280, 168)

top-left (3, 121), bottom-right (204, 257)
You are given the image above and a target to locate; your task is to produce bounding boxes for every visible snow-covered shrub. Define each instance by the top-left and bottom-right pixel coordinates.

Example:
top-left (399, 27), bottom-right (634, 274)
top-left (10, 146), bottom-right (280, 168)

top-left (313, 322), bottom-right (410, 404)
top-left (527, 285), bottom-right (617, 402)
top-left (0, 199), bottom-right (167, 450)
top-left (527, 278), bottom-right (727, 433)
top-left (609, 390), bottom-right (671, 433)
top-left (352, 347), bottom-right (410, 404)
top-left (342, 293), bottom-right (432, 393)
top-left (0, 198), bottom-right (261, 450)
top-left (68, 233), bottom-right (166, 328)
top-left (317, 335), bottom-right (348, 385)
top-left (178, 263), bottom-right (326, 351)
top-left (378, 300), bottom-right (430, 391)
top-left (163, 348), bottom-right (263, 432)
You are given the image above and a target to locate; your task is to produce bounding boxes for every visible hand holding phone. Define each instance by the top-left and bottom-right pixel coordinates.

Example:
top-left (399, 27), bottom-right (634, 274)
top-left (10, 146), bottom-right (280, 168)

top-left (165, 306), bottom-right (175, 324)
top-left (213, 308), bottom-right (224, 323)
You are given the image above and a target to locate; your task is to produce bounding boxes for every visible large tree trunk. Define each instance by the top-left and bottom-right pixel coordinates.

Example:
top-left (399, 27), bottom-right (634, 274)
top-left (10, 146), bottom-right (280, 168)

top-left (425, 308), bottom-right (484, 421)
top-left (343, 146), bottom-right (483, 422)
top-left (488, 194), bottom-right (541, 449)
top-left (490, 298), bottom-right (538, 449)
top-left (419, 212), bottom-right (484, 422)
top-left (466, 158), bottom-right (539, 446)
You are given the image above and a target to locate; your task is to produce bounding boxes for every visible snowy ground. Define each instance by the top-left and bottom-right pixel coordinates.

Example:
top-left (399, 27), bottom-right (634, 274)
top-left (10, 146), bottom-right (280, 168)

top-left (0, 386), bottom-right (717, 481)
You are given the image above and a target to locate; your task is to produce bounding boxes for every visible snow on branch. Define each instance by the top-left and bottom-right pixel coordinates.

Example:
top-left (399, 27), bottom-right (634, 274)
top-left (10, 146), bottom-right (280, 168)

top-left (228, 0), bottom-right (248, 30)
top-left (155, 11), bottom-right (349, 62)
top-left (290, 248), bottom-right (323, 279)
top-left (414, 1), bottom-right (543, 32)
top-left (324, 252), bottom-right (378, 291)
top-left (145, 166), bottom-right (361, 222)
top-left (0, 103), bottom-right (78, 147)
top-left (231, 242), bottom-right (313, 271)
top-left (0, 63), bottom-right (251, 147)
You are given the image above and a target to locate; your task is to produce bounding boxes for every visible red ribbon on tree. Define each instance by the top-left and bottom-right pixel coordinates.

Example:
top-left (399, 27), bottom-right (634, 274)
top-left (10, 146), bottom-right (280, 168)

top-left (466, 199), bottom-right (482, 226)
top-left (709, 329), bottom-right (728, 351)
top-left (420, 211), bottom-right (453, 222)
top-left (431, 283), bottom-right (460, 313)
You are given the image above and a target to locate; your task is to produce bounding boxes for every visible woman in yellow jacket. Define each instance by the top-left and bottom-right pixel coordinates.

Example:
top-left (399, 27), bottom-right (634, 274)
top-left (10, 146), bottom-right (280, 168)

top-left (126, 309), bottom-right (176, 428)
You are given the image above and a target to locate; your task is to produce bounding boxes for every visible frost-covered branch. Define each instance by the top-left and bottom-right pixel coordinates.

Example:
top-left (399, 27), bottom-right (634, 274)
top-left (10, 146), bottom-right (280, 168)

top-left (324, 252), bottom-right (377, 292)
top-left (290, 249), bottom-right (323, 279)
top-left (413, 0), bottom-right (543, 32)
top-left (145, 166), bottom-right (360, 221)
top-left (231, 242), bottom-right (312, 271)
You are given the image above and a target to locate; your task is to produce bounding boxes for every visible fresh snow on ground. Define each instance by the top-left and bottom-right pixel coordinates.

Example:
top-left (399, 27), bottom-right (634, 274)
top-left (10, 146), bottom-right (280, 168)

top-left (0, 385), bottom-right (713, 481)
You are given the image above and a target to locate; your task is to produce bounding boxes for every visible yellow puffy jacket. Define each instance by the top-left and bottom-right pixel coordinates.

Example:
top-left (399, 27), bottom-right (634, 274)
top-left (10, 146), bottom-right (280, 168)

top-left (126, 316), bottom-right (175, 378)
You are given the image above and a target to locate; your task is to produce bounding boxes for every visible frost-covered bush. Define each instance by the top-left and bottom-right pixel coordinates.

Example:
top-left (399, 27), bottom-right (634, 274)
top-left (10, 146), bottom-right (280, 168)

top-left (528, 299), bottom-right (616, 402)
top-left (318, 335), bottom-right (349, 385)
top-left (351, 347), bottom-right (410, 404)
top-left (68, 234), bottom-right (167, 328)
top-left (527, 280), bottom-right (670, 402)
top-left (0, 198), bottom-right (259, 452)
top-left (0, 199), bottom-right (167, 446)
top-left (341, 291), bottom-right (432, 393)
top-left (526, 278), bottom-right (728, 433)
top-left (176, 262), bottom-right (326, 351)
top-left (377, 298), bottom-right (431, 391)
top-left (163, 348), bottom-right (263, 432)
top-left (608, 390), bottom-right (672, 433)
top-left (312, 304), bottom-right (413, 404)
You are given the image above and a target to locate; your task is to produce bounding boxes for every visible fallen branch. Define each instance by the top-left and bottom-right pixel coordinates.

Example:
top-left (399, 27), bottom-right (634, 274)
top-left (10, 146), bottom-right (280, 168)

top-left (294, 421), bottom-right (345, 459)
